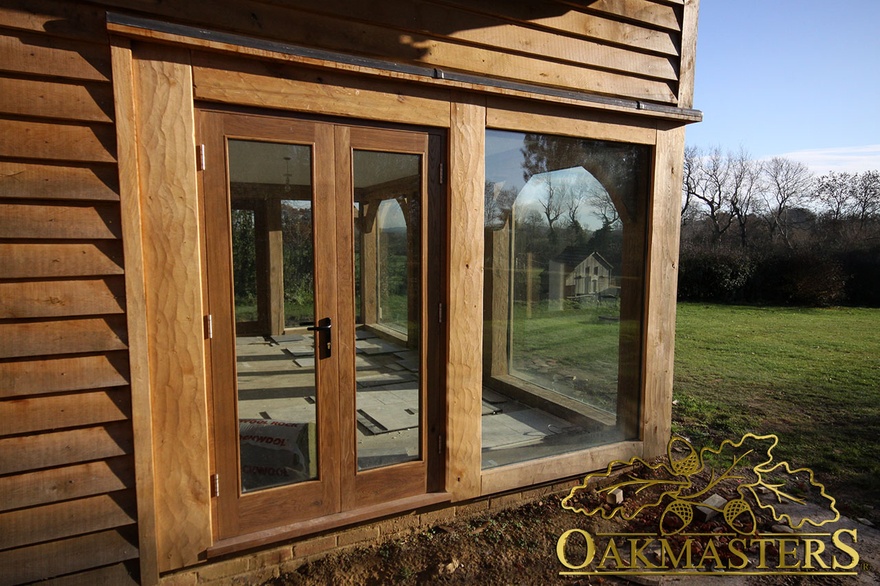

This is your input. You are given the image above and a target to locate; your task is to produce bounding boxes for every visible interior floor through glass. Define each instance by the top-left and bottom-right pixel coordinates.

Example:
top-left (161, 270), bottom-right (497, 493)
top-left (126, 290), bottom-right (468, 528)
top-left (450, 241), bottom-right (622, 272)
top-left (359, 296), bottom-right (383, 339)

top-left (236, 327), bottom-right (621, 472)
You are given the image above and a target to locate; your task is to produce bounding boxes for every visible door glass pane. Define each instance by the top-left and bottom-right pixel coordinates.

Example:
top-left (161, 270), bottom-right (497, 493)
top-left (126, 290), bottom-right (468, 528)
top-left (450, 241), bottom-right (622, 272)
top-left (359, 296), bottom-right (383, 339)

top-left (231, 208), bottom-right (257, 323)
top-left (352, 150), bottom-right (421, 471)
top-left (228, 139), bottom-right (318, 492)
top-left (482, 129), bottom-right (649, 469)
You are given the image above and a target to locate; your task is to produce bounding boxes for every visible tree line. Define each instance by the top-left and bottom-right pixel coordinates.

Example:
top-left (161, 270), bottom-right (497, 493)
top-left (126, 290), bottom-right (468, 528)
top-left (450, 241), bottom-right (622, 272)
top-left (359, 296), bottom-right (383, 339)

top-left (679, 146), bottom-right (880, 306)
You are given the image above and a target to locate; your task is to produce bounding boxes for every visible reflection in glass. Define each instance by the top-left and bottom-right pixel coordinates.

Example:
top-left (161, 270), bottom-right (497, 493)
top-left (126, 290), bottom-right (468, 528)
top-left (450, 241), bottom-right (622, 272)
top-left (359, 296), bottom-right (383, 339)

top-left (352, 149), bottom-right (422, 470)
top-left (231, 208), bottom-right (257, 323)
top-left (481, 129), bottom-right (649, 469)
top-left (227, 139), bottom-right (318, 492)
top-left (377, 198), bottom-right (409, 334)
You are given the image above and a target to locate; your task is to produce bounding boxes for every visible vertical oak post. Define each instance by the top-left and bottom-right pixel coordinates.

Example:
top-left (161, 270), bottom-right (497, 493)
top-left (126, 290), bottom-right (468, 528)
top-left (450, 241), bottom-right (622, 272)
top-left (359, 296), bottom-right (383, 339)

top-left (445, 93), bottom-right (485, 500)
top-left (130, 43), bottom-right (212, 571)
top-left (110, 37), bottom-right (160, 586)
top-left (642, 126), bottom-right (685, 456)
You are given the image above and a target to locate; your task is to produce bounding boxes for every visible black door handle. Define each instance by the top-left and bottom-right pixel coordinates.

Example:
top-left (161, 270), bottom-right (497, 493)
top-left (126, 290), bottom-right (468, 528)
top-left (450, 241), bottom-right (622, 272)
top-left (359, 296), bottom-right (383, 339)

top-left (306, 317), bottom-right (331, 357)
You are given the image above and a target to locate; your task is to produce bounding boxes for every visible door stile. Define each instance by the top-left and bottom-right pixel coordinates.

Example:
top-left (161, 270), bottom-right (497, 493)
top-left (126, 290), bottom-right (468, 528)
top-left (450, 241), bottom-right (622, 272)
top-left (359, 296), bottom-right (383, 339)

top-left (310, 121), bottom-right (343, 517)
top-left (200, 110), bottom-right (240, 537)
top-left (333, 124), bottom-right (359, 508)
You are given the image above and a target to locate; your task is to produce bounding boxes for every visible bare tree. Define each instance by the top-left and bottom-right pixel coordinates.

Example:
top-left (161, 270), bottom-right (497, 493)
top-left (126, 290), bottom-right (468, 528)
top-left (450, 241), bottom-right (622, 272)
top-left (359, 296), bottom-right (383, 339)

top-left (814, 171), bottom-right (854, 243)
top-left (684, 146), bottom-right (735, 244)
top-left (558, 185), bottom-right (592, 247)
top-left (681, 145), bottom-right (700, 227)
top-left (851, 170), bottom-right (880, 234)
top-left (535, 173), bottom-right (565, 238)
top-left (563, 184), bottom-right (585, 227)
top-left (727, 148), bottom-right (762, 248)
top-left (587, 188), bottom-right (619, 229)
top-left (760, 157), bottom-right (814, 249)
top-left (520, 131), bottom-right (647, 239)
top-left (815, 171), bottom-right (854, 222)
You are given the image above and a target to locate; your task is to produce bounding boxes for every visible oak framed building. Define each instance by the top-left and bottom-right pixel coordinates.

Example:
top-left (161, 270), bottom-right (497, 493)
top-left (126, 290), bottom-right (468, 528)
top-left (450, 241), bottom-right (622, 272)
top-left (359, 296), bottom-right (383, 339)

top-left (0, 1), bottom-right (700, 583)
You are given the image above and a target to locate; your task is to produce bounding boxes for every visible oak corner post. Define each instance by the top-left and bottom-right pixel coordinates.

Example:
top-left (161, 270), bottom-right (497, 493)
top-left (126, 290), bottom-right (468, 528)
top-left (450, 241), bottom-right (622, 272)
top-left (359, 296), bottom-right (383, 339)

top-left (109, 37), bottom-right (160, 585)
top-left (121, 41), bottom-right (212, 573)
top-left (642, 126), bottom-right (686, 457)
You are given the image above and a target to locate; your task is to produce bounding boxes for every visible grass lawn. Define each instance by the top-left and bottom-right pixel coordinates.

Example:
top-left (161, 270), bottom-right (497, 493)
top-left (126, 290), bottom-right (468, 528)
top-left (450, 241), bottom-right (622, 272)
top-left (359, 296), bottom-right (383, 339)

top-left (673, 302), bottom-right (880, 521)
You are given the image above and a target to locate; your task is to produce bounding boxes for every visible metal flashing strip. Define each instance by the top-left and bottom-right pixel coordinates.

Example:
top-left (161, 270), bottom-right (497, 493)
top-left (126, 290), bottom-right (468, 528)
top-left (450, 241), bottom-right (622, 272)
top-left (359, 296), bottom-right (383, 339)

top-left (106, 12), bottom-right (702, 122)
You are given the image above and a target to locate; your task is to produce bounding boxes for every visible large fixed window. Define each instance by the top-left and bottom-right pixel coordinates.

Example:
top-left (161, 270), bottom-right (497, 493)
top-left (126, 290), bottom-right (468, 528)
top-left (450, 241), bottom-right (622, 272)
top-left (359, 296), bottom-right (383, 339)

top-left (482, 129), bottom-right (650, 468)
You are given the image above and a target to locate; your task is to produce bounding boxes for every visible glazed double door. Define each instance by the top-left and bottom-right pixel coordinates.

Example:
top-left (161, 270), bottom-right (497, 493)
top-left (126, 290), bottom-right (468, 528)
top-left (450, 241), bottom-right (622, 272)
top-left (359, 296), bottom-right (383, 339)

top-left (200, 110), bottom-right (442, 538)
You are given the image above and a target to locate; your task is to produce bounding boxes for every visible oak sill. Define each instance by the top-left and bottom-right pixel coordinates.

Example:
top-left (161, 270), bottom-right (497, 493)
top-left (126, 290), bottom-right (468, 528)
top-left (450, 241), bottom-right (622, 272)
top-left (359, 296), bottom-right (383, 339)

top-left (207, 492), bottom-right (452, 558)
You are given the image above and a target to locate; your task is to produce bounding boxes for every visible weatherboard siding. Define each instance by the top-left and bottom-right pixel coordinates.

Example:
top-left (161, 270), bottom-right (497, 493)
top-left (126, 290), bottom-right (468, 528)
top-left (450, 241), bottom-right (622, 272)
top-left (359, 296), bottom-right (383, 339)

top-left (0, 0), bottom-right (140, 582)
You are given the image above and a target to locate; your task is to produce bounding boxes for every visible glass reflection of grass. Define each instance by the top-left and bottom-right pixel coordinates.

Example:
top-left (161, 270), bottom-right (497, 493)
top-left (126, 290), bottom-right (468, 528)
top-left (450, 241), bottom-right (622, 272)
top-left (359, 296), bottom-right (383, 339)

top-left (509, 301), bottom-right (621, 411)
top-left (377, 293), bottom-right (408, 334)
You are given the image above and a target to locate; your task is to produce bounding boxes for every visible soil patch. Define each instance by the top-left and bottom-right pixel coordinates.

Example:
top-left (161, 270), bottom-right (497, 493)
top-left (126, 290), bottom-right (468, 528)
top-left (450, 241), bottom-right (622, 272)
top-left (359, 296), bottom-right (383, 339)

top-left (264, 494), bottom-right (624, 586)
top-left (262, 466), bottom-right (875, 585)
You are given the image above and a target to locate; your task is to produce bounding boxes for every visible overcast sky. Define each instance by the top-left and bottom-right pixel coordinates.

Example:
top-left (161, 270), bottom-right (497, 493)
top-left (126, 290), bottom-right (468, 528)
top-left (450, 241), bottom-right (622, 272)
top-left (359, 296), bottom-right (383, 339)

top-left (683, 1), bottom-right (880, 174)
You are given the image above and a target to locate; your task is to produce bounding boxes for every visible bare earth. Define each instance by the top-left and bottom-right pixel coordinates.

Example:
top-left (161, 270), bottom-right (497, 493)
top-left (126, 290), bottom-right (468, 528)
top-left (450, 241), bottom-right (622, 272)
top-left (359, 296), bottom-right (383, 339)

top-left (262, 471), bottom-right (879, 586)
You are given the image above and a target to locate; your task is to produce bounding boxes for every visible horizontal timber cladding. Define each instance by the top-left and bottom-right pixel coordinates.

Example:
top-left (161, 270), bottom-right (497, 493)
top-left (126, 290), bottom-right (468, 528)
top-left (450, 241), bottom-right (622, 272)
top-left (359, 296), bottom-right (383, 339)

top-left (0, 421), bottom-right (133, 478)
top-left (99, 0), bottom-right (686, 104)
top-left (0, 455), bottom-right (134, 513)
top-left (0, 161), bottom-right (120, 201)
top-left (0, 242), bottom-right (124, 279)
top-left (0, 77), bottom-right (115, 123)
top-left (0, 118), bottom-right (117, 163)
top-left (0, 529), bottom-right (139, 586)
top-left (0, 202), bottom-right (122, 239)
top-left (0, 277), bottom-right (126, 320)
top-left (0, 2), bottom-right (139, 584)
top-left (0, 489), bottom-right (137, 551)
top-left (0, 352), bottom-right (130, 399)
top-left (2, 387), bottom-right (131, 436)
top-left (0, 30), bottom-right (111, 81)
top-left (0, 316), bottom-right (128, 360)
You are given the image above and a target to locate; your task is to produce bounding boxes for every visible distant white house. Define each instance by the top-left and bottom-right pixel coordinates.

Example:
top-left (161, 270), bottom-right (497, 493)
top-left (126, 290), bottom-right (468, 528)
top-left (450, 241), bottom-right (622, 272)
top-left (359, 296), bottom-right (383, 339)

top-left (548, 247), bottom-right (613, 310)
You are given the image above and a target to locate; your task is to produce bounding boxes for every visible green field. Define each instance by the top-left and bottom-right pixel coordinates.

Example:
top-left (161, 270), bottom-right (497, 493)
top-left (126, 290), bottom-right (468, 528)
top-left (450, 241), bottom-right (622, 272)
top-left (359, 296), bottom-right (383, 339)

top-left (673, 303), bottom-right (880, 520)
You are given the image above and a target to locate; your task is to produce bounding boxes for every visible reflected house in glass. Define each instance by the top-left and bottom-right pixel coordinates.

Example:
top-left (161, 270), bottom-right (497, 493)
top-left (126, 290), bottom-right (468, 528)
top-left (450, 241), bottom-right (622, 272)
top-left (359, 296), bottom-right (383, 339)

top-left (557, 250), bottom-right (614, 299)
top-left (0, 1), bottom-right (701, 584)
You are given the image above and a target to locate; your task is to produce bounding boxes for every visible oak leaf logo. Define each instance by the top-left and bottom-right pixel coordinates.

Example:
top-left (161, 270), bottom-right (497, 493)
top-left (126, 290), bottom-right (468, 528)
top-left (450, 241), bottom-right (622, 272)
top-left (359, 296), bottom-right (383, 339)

top-left (561, 433), bottom-right (839, 535)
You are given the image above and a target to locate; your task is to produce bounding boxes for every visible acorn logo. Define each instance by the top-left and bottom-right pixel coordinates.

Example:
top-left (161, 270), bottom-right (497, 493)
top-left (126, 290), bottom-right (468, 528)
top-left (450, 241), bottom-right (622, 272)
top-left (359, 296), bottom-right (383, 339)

top-left (556, 434), bottom-right (861, 577)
